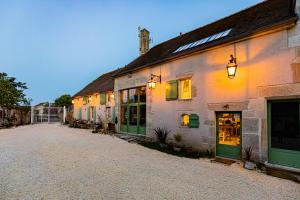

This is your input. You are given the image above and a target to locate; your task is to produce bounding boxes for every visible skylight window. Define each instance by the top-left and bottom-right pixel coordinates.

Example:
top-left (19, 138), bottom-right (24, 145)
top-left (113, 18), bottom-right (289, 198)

top-left (173, 29), bottom-right (232, 54)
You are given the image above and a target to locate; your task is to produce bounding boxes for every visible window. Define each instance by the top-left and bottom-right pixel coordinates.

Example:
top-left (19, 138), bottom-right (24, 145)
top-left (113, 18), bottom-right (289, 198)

top-left (270, 100), bottom-right (300, 151)
top-left (181, 114), bottom-right (189, 126)
top-left (121, 90), bottom-right (128, 104)
top-left (173, 29), bottom-right (232, 53)
top-left (129, 88), bottom-right (138, 103)
top-left (100, 92), bottom-right (106, 105)
top-left (179, 78), bottom-right (192, 99)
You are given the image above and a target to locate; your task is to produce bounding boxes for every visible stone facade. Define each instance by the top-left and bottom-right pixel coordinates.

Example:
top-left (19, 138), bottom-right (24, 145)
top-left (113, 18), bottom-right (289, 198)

top-left (73, 91), bottom-right (115, 125)
top-left (114, 20), bottom-right (300, 164)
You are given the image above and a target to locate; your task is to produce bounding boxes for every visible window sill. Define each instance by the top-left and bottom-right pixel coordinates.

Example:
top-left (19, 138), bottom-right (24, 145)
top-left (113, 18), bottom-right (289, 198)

top-left (178, 98), bottom-right (192, 101)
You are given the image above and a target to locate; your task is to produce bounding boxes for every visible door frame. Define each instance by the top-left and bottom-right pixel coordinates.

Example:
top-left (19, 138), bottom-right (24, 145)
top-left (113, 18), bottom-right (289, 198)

top-left (119, 86), bottom-right (146, 135)
top-left (267, 99), bottom-right (300, 169)
top-left (215, 111), bottom-right (242, 160)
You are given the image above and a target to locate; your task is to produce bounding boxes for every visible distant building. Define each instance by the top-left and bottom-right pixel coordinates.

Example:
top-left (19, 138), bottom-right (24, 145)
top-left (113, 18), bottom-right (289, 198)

top-left (72, 69), bottom-right (120, 127)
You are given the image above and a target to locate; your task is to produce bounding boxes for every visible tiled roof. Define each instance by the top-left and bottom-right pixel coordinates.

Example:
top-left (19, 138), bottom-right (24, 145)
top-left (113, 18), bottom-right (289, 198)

top-left (73, 69), bottom-right (121, 98)
top-left (114, 0), bottom-right (297, 77)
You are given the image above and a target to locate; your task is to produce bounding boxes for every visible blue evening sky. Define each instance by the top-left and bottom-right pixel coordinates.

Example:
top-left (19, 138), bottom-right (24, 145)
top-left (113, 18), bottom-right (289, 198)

top-left (0, 0), bottom-right (261, 105)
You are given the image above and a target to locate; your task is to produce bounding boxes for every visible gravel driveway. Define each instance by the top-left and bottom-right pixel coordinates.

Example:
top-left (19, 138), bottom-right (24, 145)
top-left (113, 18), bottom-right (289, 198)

top-left (0, 124), bottom-right (299, 200)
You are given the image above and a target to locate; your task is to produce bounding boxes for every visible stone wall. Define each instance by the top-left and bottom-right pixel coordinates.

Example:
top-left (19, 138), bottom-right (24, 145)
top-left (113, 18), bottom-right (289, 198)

top-left (115, 27), bottom-right (300, 162)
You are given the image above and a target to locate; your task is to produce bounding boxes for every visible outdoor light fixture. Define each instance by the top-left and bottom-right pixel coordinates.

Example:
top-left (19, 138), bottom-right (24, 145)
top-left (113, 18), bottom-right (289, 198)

top-left (227, 54), bottom-right (238, 79)
top-left (148, 74), bottom-right (161, 89)
top-left (110, 92), bottom-right (115, 99)
top-left (72, 100), bottom-right (75, 104)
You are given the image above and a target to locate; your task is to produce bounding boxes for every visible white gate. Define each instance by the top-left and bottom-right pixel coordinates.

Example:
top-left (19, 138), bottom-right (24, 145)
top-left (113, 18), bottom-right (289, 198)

top-left (31, 105), bottom-right (66, 124)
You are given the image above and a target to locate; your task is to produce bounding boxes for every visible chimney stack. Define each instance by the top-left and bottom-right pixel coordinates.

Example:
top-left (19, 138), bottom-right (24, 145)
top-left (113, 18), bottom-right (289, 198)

top-left (138, 27), bottom-right (150, 55)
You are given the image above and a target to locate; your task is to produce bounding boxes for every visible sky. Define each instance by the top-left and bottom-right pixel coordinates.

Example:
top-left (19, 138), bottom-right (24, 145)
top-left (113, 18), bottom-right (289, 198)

top-left (0, 0), bottom-right (261, 105)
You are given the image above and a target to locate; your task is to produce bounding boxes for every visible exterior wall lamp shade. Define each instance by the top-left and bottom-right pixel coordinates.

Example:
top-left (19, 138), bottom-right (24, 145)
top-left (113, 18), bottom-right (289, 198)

top-left (227, 55), bottom-right (237, 79)
top-left (72, 100), bottom-right (75, 104)
top-left (147, 74), bottom-right (161, 89)
top-left (148, 77), bottom-right (156, 89)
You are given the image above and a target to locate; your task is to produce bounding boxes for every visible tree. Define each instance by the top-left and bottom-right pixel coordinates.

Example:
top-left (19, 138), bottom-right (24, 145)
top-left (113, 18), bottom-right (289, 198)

top-left (0, 72), bottom-right (30, 108)
top-left (54, 94), bottom-right (72, 107)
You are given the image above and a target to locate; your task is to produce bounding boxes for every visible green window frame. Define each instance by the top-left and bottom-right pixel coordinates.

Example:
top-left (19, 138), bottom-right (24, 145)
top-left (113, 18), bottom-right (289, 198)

top-left (166, 80), bottom-right (178, 101)
top-left (100, 92), bottom-right (106, 105)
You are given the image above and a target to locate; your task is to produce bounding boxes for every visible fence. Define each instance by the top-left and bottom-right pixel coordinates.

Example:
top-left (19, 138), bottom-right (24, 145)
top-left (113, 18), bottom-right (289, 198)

top-left (31, 106), bottom-right (66, 124)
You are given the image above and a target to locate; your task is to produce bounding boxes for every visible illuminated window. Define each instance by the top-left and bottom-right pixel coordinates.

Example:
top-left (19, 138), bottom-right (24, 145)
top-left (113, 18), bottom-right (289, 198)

top-left (179, 79), bottom-right (192, 99)
top-left (181, 114), bottom-right (189, 126)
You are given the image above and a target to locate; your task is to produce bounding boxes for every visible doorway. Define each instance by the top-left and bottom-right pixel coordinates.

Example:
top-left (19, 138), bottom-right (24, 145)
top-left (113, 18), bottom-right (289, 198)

top-left (268, 99), bottom-right (300, 168)
top-left (120, 86), bottom-right (146, 135)
top-left (216, 112), bottom-right (242, 160)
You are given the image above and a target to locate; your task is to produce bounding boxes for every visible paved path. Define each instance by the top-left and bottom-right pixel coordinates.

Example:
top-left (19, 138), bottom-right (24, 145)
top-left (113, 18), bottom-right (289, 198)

top-left (0, 124), bottom-right (299, 200)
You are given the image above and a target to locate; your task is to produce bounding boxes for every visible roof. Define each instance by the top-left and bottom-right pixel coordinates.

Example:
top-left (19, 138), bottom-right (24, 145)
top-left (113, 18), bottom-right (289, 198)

top-left (73, 69), bottom-right (121, 98)
top-left (114, 0), bottom-right (297, 77)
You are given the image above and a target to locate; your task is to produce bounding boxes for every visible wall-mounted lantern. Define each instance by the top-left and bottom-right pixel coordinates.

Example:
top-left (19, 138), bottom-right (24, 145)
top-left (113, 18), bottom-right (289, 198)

top-left (227, 54), bottom-right (238, 79)
top-left (72, 100), bottom-right (75, 104)
top-left (110, 92), bottom-right (115, 99)
top-left (148, 74), bottom-right (161, 89)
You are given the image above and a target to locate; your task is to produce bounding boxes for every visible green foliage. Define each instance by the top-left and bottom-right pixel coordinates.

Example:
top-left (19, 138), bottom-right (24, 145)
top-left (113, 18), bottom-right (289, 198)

top-left (54, 94), bottom-right (72, 107)
top-left (153, 127), bottom-right (171, 144)
top-left (0, 72), bottom-right (30, 108)
top-left (174, 133), bottom-right (183, 143)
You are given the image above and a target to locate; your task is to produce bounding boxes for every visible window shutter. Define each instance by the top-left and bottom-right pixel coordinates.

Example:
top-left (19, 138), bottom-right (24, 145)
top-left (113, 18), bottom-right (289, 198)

top-left (189, 114), bottom-right (199, 128)
top-left (112, 106), bottom-right (116, 124)
top-left (166, 80), bottom-right (178, 101)
top-left (87, 107), bottom-right (90, 121)
top-left (100, 92), bottom-right (106, 105)
top-left (93, 107), bottom-right (97, 122)
top-left (79, 108), bottom-right (82, 120)
top-left (83, 97), bottom-right (87, 105)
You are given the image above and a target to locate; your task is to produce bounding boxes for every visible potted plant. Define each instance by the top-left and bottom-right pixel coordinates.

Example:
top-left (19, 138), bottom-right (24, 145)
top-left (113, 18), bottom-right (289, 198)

top-left (153, 127), bottom-right (170, 148)
top-left (173, 133), bottom-right (183, 152)
top-left (243, 146), bottom-right (256, 170)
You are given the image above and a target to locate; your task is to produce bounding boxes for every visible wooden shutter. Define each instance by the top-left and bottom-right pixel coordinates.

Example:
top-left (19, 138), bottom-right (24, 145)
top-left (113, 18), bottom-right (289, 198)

top-left (93, 107), bottom-right (97, 122)
top-left (189, 114), bottom-right (199, 128)
top-left (83, 97), bottom-right (87, 105)
top-left (100, 92), bottom-right (106, 105)
top-left (112, 106), bottom-right (116, 124)
top-left (166, 80), bottom-right (178, 101)
top-left (79, 108), bottom-right (82, 120)
top-left (87, 107), bottom-right (90, 121)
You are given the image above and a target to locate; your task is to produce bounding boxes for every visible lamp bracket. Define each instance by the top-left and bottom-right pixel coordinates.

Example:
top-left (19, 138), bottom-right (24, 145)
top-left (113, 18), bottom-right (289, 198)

top-left (150, 74), bottom-right (161, 83)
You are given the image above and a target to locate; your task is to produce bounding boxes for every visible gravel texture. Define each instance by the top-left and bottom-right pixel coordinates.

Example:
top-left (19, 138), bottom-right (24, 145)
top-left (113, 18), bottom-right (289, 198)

top-left (0, 124), bottom-right (299, 200)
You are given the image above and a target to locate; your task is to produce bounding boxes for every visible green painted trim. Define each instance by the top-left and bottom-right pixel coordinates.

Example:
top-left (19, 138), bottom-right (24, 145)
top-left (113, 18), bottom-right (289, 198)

top-left (166, 80), bottom-right (178, 101)
top-left (216, 111), bottom-right (242, 160)
top-left (119, 87), bottom-right (147, 135)
top-left (87, 107), bottom-right (90, 121)
top-left (93, 107), bottom-right (97, 122)
top-left (267, 100), bottom-right (300, 169)
top-left (100, 92), bottom-right (106, 105)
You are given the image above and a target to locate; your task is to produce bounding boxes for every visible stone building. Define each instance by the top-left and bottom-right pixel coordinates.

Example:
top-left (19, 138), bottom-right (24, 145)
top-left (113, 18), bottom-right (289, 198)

top-left (72, 69), bottom-right (120, 127)
top-left (112, 0), bottom-right (300, 170)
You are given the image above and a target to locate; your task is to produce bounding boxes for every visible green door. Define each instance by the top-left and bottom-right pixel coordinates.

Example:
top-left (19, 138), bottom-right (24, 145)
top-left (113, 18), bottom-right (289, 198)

top-left (120, 87), bottom-right (146, 135)
top-left (268, 100), bottom-right (300, 168)
top-left (216, 112), bottom-right (242, 160)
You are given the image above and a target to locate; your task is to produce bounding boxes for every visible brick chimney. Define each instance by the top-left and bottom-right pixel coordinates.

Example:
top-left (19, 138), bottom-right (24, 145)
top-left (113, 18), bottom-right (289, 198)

top-left (138, 27), bottom-right (150, 55)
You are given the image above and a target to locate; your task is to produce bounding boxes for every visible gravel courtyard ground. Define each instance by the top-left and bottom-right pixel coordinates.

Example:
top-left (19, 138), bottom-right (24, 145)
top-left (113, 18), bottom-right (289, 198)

top-left (0, 124), bottom-right (299, 200)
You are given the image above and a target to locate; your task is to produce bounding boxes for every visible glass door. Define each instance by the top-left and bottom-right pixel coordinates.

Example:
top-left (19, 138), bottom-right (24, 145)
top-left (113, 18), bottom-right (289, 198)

top-left (119, 87), bottom-right (146, 135)
top-left (268, 100), bottom-right (300, 168)
top-left (216, 112), bottom-right (242, 160)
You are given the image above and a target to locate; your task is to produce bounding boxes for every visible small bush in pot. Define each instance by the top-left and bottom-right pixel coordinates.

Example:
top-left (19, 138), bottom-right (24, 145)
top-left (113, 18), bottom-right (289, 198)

top-left (243, 146), bottom-right (256, 170)
top-left (153, 127), bottom-right (170, 148)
